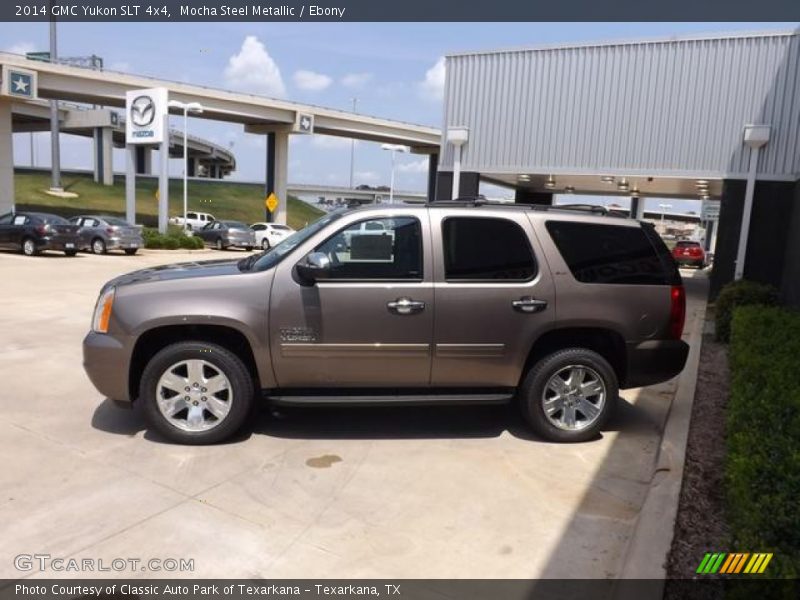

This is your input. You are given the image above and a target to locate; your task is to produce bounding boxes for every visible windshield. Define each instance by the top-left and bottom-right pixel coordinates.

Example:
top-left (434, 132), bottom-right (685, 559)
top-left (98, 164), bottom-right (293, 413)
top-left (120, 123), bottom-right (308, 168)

top-left (241, 212), bottom-right (342, 272)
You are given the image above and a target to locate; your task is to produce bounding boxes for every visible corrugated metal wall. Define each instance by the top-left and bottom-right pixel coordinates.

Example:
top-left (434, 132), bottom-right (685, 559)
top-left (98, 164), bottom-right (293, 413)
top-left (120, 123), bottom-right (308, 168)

top-left (441, 32), bottom-right (800, 178)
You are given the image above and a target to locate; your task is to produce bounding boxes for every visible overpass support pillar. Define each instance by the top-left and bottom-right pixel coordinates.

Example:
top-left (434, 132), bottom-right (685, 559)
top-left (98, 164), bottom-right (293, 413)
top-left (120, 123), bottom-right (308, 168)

top-left (93, 127), bottom-right (114, 186)
top-left (188, 157), bottom-right (197, 177)
top-left (125, 145), bottom-right (136, 224)
top-left (427, 153), bottom-right (438, 202)
top-left (631, 195), bottom-right (645, 219)
top-left (515, 189), bottom-right (553, 205)
top-left (0, 99), bottom-right (14, 214)
top-left (265, 131), bottom-right (288, 224)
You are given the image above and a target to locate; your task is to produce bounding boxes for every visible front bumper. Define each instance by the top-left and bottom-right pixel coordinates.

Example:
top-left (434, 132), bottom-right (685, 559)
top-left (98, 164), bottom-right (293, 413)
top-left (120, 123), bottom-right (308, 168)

top-left (83, 332), bottom-right (132, 404)
top-left (623, 339), bottom-right (690, 389)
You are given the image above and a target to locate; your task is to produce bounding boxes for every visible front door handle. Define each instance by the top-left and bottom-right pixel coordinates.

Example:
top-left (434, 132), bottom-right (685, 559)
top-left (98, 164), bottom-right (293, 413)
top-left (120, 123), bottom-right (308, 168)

top-left (512, 297), bottom-right (548, 314)
top-left (387, 297), bottom-right (426, 315)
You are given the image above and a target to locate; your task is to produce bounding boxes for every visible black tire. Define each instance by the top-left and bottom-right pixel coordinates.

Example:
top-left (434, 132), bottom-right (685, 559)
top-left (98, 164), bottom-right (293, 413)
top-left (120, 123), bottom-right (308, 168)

top-left (215, 238), bottom-right (225, 250)
top-left (140, 341), bottom-right (255, 445)
top-left (519, 348), bottom-right (618, 443)
top-left (261, 238), bottom-right (270, 250)
top-left (91, 237), bottom-right (107, 255)
top-left (22, 237), bottom-right (38, 256)
top-left (244, 246), bottom-right (253, 252)
top-left (64, 249), bottom-right (78, 257)
top-left (124, 248), bottom-right (138, 256)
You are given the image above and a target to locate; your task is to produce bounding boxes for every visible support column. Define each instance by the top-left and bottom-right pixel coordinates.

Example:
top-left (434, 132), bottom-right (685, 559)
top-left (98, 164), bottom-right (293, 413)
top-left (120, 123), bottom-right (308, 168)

top-left (188, 156), bottom-right (197, 177)
top-left (94, 127), bottom-right (114, 186)
top-left (433, 171), bottom-right (479, 201)
top-left (630, 195), bottom-right (646, 219)
top-left (125, 145), bottom-right (136, 225)
top-left (427, 153), bottom-right (438, 203)
top-left (158, 125), bottom-right (169, 233)
top-left (515, 189), bottom-right (553, 205)
top-left (265, 131), bottom-right (289, 224)
top-left (0, 100), bottom-right (14, 214)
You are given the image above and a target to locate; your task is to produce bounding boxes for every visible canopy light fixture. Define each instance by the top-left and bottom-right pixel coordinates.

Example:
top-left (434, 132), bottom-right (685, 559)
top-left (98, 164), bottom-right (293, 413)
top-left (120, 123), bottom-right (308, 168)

top-left (564, 186), bottom-right (575, 194)
top-left (518, 174), bottom-right (531, 181)
top-left (544, 176), bottom-right (556, 189)
top-left (617, 178), bottom-right (630, 192)
top-left (601, 176), bottom-right (615, 184)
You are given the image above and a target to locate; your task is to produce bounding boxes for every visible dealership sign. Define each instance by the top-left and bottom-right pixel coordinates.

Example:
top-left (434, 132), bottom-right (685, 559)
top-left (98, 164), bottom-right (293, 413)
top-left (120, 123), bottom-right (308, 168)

top-left (125, 88), bottom-right (168, 144)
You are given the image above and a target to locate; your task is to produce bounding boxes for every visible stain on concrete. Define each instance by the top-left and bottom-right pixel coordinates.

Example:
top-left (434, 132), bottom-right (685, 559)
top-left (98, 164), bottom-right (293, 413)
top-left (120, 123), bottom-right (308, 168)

top-left (305, 454), bottom-right (343, 469)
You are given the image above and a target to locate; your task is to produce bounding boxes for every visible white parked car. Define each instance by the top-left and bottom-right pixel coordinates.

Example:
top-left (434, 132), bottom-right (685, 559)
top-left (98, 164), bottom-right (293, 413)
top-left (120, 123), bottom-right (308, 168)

top-left (250, 222), bottom-right (296, 250)
top-left (169, 211), bottom-right (216, 231)
top-left (341, 219), bottom-right (395, 248)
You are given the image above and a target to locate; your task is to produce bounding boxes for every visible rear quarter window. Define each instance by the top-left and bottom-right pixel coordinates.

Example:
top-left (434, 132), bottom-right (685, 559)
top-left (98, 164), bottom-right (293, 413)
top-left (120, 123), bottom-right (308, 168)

top-left (545, 220), bottom-right (678, 285)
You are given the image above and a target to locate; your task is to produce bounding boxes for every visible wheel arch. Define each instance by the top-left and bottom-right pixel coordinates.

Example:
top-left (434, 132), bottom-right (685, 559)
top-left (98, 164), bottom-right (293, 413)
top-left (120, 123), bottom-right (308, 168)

top-left (128, 324), bottom-right (260, 403)
top-left (522, 327), bottom-right (627, 387)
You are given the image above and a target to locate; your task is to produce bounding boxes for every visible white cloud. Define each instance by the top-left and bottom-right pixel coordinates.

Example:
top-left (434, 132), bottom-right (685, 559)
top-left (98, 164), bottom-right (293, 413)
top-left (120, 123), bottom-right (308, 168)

top-left (419, 57), bottom-right (446, 101)
top-left (354, 171), bottom-right (380, 183)
top-left (224, 36), bottom-right (285, 97)
top-left (5, 42), bottom-right (35, 55)
top-left (341, 72), bottom-right (372, 89)
top-left (293, 69), bottom-right (332, 92)
top-left (397, 158), bottom-right (429, 174)
top-left (311, 134), bottom-right (354, 149)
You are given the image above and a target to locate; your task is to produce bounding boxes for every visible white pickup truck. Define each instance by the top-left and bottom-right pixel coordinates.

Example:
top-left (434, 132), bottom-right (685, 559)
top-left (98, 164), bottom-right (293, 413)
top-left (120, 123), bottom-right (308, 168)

top-left (169, 211), bottom-right (216, 231)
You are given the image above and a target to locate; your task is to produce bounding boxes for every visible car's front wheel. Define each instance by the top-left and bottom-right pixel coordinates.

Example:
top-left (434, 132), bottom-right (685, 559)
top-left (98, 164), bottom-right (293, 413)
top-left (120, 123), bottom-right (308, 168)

top-left (124, 248), bottom-right (138, 256)
top-left (140, 342), bottom-right (255, 444)
top-left (215, 238), bottom-right (225, 250)
top-left (519, 348), bottom-right (617, 443)
top-left (92, 238), bottom-right (107, 255)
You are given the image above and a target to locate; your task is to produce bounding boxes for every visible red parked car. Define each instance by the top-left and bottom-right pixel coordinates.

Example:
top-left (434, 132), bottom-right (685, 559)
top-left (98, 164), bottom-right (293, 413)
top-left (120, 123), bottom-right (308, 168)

top-left (672, 240), bottom-right (706, 268)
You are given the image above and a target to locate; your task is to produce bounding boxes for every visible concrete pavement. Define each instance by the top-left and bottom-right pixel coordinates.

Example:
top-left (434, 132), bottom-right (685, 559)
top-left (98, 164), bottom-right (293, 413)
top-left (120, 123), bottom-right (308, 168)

top-left (0, 249), bottom-right (707, 579)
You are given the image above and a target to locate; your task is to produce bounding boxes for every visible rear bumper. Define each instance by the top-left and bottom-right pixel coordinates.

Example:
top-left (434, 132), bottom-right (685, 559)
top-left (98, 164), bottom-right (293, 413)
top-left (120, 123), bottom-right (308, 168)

top-left (106, 237), bottom-right (143, 250)
top-left (83, 332), bottom-right (132, 403)
top-left (622, 339), bottom-right (690, 389)
top-left (37, 236), bottom-right (79, 251)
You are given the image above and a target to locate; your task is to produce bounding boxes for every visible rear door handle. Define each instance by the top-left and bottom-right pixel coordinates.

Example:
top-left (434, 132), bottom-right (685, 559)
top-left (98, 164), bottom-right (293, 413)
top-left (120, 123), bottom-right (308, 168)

top-left (387, 297), bottom-right (426, 315)
top-left (512, 297), bottom-right (548, 314)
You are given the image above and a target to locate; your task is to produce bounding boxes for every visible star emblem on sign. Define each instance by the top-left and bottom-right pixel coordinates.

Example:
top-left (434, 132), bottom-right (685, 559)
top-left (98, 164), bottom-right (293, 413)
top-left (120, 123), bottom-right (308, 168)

top-left (300, 116), bottom-right (311, 131)
top-left (10, 72), bottom-right (32, 96)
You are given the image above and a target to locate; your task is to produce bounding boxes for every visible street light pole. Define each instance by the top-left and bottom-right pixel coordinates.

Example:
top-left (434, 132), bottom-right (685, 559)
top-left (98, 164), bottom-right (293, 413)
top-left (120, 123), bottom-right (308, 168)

top-left (349, 97), bottom-right (357, 189)
top-left (658, 203), bottom-right (672, 233)
top-left (381, 144), bottom-right (409, 204)
top-left (168, 100), bottom-right (204, 232)
top-left (48, 9), bottom-right (62, 191)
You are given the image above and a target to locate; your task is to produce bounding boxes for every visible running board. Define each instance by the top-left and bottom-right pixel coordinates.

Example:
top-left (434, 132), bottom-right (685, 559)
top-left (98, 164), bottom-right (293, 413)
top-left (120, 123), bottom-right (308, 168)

top-left (269, 391), bottom-right (514, 406)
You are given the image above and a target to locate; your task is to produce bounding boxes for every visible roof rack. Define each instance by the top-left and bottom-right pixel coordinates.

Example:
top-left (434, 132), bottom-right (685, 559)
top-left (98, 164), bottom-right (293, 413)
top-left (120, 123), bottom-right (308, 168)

top-left (553, 203), bottom-right (609, 215)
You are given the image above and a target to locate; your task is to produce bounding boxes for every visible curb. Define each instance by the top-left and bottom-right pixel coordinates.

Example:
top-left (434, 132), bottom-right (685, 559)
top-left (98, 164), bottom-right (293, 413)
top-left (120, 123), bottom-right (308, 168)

top-left (615, 292), bottom-right (707, 590)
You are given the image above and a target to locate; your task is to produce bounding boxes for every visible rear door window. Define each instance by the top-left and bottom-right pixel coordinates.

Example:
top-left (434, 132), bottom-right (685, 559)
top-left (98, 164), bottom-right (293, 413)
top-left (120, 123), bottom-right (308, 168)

top-left (442, 217), bottom-right (536, 281)
top-left (545, 221), bottom-right (677, 285)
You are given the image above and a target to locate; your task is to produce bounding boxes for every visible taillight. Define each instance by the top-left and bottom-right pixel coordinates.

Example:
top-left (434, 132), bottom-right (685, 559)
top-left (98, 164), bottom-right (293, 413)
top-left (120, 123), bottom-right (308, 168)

top-left (670, 285), bottom-right (686, 340)
top-left (106, 227), bottom-right (117, 235)
top-left (35, 224), bottom-right (47, 236)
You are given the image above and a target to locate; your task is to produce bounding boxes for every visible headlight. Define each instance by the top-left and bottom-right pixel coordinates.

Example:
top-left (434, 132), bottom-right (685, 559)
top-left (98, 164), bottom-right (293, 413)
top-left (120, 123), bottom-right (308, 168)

top-left (92, 287), bottom-right (116, 333)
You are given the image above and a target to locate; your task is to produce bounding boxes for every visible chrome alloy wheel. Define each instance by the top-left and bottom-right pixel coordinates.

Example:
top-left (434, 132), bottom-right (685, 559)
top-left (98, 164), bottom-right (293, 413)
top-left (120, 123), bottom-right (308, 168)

top-left (156, 359), bottom-right (233, 432)
top-left (541, 365), bottom-right (606, 431)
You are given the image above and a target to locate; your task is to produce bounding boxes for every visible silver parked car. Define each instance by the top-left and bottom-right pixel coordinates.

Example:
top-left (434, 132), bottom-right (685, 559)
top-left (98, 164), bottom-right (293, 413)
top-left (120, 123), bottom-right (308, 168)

top-left (70, 215), bottom-right (143, 255)
top-left (194, 220), bottom-right (256, 251)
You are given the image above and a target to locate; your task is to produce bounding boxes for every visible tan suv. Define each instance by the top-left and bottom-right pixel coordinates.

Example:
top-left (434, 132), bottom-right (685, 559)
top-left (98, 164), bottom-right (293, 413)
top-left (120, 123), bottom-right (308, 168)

top-left (83, 202), bottom-right (688, 444)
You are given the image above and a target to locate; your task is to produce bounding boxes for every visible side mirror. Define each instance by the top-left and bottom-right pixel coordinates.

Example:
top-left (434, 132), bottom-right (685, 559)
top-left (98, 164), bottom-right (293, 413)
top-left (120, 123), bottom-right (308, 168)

top-left (295, 252), bottom-right (331, 284)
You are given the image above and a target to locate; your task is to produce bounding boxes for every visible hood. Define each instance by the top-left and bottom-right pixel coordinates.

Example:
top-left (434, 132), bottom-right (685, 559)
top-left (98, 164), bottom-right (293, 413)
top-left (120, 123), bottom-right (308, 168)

top-left (106, 258), bottom-right (243, 288)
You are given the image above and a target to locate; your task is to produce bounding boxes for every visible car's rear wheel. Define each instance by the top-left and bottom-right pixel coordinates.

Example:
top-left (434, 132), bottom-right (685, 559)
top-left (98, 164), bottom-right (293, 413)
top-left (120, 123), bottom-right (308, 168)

top-left (22, 237), bottom-right (38, 256)
top-left (124, 248), bottom-right (138, 256)
top-left (140, 342), bottom-right (254, 445)
top-left (91, 238), bottom-right (107, 255)
top-left (519, 348), bottom-right (617, 443)
top-left (261, 238), bottom-right (270, 250)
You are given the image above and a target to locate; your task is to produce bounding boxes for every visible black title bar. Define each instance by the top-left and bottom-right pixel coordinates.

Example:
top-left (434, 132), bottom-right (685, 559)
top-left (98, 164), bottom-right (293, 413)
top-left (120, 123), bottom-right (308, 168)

top-left (2, 0), bottom-right (800, 22)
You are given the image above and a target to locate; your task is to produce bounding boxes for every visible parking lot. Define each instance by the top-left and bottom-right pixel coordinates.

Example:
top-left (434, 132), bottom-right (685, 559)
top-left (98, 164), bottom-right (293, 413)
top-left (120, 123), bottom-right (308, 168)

top-left (0, 249), bottom-right (707, 579)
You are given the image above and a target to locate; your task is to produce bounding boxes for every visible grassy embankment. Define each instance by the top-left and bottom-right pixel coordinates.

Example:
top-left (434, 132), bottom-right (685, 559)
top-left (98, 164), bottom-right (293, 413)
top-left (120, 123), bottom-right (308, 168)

top-left (13, 170), bottom-right (324, 231)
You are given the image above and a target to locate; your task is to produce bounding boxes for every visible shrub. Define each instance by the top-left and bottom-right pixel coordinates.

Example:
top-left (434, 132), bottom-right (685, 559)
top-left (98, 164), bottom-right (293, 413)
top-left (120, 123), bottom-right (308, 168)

top-left (715, 280), bottom-right (779, 343)
top-left (142, 227), bottom-right (202, 250)
top-left (727, 306), bottom-right (800, 578)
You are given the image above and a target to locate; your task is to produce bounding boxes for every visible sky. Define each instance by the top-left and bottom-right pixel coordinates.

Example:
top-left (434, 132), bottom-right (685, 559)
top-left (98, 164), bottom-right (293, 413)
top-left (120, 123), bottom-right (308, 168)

top-left (2, 21), bottom-right (796, 210)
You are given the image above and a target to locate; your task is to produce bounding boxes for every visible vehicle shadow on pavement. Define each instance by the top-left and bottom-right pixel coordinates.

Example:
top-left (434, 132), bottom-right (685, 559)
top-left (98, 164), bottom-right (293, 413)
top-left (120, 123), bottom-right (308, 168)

top-left (91, 394), bottom-right (651, 444)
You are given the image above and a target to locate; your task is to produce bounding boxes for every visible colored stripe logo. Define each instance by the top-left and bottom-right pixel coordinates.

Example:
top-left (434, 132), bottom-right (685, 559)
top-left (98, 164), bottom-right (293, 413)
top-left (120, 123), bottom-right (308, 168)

top-left (696, 552), bottom-right (773, 574)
